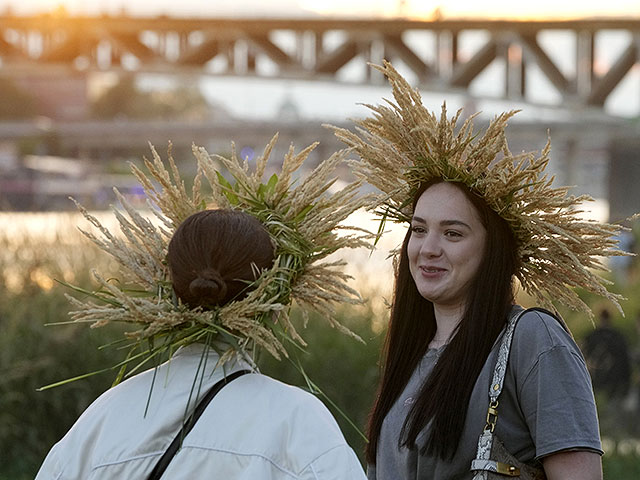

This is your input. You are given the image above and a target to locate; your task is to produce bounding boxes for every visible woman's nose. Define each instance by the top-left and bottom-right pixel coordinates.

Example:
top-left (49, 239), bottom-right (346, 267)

top-left (419, 233), bottom-right (442, 257)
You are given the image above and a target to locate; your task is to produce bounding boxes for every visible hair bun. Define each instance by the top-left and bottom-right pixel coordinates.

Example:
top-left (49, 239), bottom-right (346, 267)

top-left (189, 268), bottom-right (228, 305)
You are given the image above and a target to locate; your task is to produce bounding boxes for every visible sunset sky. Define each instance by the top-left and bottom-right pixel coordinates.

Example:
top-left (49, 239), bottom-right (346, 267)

top-left (1, 0), bottom-right (639, 18)
top-left (0, 0), bottom-right (631, 214)
top-left (1, 0), bottom-right (637, 118)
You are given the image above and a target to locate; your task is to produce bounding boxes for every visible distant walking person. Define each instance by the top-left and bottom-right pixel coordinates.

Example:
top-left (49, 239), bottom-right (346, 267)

top-left (583, 308), bottom-right (632, 398)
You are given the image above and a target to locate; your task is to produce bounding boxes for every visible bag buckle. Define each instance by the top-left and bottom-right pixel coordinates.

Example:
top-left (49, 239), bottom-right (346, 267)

top-left (484, 400), bottom-right (499, 433)
top-left (495, 462), bottom-right (520, 476)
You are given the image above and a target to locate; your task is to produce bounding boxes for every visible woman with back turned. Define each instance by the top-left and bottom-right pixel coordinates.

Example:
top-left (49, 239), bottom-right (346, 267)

top-left (334, 61), bottom-right (632, 480)
top-left (35, 138), bottom-right (369, 479)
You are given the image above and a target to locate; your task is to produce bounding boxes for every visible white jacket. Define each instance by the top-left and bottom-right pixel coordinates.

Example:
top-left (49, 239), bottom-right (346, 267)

top-left (36, 344), bottom-right (367, 480)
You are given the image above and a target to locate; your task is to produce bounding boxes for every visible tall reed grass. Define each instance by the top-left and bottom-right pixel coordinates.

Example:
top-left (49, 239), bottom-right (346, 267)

top-left (0, 215), bottom-right (123, 479)
top-left (1, 213), bottom-right (638, 479)
top-left (0, 211), bottom-right (386, 479)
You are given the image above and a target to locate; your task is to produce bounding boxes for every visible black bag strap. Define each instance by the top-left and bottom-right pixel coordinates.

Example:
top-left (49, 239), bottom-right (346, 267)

top-left (147, 369), bottom-right (251, 480)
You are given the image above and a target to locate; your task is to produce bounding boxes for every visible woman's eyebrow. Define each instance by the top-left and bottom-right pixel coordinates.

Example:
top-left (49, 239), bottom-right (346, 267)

top-left (411, 216), bottom-right (471, 230)
top-left (440, 219), bottom-right (471, 229)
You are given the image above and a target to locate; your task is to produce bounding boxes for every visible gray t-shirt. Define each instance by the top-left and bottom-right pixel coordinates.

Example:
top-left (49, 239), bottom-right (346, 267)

top-left (369, 308), bottom-right (603, 480)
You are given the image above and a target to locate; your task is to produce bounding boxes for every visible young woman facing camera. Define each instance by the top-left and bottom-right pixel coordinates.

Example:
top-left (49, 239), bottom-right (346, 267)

top-left (335, 61), bottom-right (632, 480)
top-left (407, 182), bottom-right (487, 328)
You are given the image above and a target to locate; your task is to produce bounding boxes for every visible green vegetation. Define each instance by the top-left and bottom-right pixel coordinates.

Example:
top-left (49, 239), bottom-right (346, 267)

top-left (1, 221), bottom-right (639, 479)
top-left (259, 305), bottom-right (384, 455)
top-left (0, 78), bottom-right (37, 120)
top-left (91, 76), bottom-right (209, 121)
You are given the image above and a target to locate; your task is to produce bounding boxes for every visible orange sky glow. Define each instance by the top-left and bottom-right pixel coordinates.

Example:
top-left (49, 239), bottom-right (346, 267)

top-left (2, 0), bottom-right (640, 19)
top-left (302, 0), bottom-right (640, 19)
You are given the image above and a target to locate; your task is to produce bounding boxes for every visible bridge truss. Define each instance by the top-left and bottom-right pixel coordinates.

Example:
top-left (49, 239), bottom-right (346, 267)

top-left (0, 15), bottom-right (639, 111)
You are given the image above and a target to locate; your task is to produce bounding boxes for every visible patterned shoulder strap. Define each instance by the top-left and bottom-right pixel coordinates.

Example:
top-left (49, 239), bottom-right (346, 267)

top-left (487, 306), bottom-right (565, 405)
top-left (488, 307), bottom-right (525, 405)
top-left (471, 307), bottom-right (526, 479)
top-left (472, 307), bottom-right (559, 479)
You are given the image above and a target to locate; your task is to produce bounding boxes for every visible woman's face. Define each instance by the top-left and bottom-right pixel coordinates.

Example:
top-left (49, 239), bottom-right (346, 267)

top-left (407, 182), bottom-right (487, 311)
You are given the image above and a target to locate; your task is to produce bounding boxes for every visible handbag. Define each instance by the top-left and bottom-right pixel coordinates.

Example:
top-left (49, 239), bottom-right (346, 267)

top-left (470, 308), bottom-right (547, 480)
top-left (147, 369), bottom-right (251, 480)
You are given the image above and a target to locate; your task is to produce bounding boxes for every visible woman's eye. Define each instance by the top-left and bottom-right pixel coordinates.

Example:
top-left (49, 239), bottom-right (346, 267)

top-left (445, 230), bottom-right (462, 238)
top-left (411, 225), bottom-right (426, 234)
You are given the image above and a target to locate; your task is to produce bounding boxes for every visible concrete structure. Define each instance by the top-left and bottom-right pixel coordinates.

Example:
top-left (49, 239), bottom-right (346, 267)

top-left (0, 14), bottom-right (637, 215)
top-left (0, 14), bottom-right (639, 112)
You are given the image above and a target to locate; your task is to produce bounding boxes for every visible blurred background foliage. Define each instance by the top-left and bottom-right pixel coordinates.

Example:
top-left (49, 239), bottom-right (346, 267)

top-left (0, 78), bottom-right (38, 120)
top-left (0, 75), bottom-right (209, 123)
top-left (0, 222), bottom-right (639, 479)
top-left (90, 76), bottom-right (209, 121)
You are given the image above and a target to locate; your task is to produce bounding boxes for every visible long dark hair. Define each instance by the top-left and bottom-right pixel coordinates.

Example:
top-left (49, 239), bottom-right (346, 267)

top-left (366, 180), bottom-right (519, 463)
top-left (167, 209), bottom-right (275, 308)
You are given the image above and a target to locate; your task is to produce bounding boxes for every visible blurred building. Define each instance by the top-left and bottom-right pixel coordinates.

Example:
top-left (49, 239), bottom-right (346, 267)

top-left (15, 74), bottom-right (89, 121)
top-left (609, 137), bottom-right (640, 223)
top-left (0, 153), bottom-right (142, 211)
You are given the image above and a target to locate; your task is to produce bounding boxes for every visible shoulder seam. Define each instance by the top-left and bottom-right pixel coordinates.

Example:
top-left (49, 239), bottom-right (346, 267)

top-left (517, 344), bottom-right (581, 398)
top-left (175, 445), bottom-right (302, 478)
top-left (299, 444), bottom-right (351, 475)
top-left (512, 310), bottom-right (586, 398)
top-left (93, 446), bottom-right (303, 478)
top-left (512, 308), bottom-right (570, 357)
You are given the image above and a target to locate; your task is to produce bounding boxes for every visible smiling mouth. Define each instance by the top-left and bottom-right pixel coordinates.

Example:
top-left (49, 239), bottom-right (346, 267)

top-left (421, 266), bottom-right (446, 273)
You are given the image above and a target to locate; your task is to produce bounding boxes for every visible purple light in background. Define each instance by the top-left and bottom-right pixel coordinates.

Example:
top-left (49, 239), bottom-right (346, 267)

top-left (240, 146), bottom-right (255, 162)
top-left (132, 185), bottom-right (145, 196)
